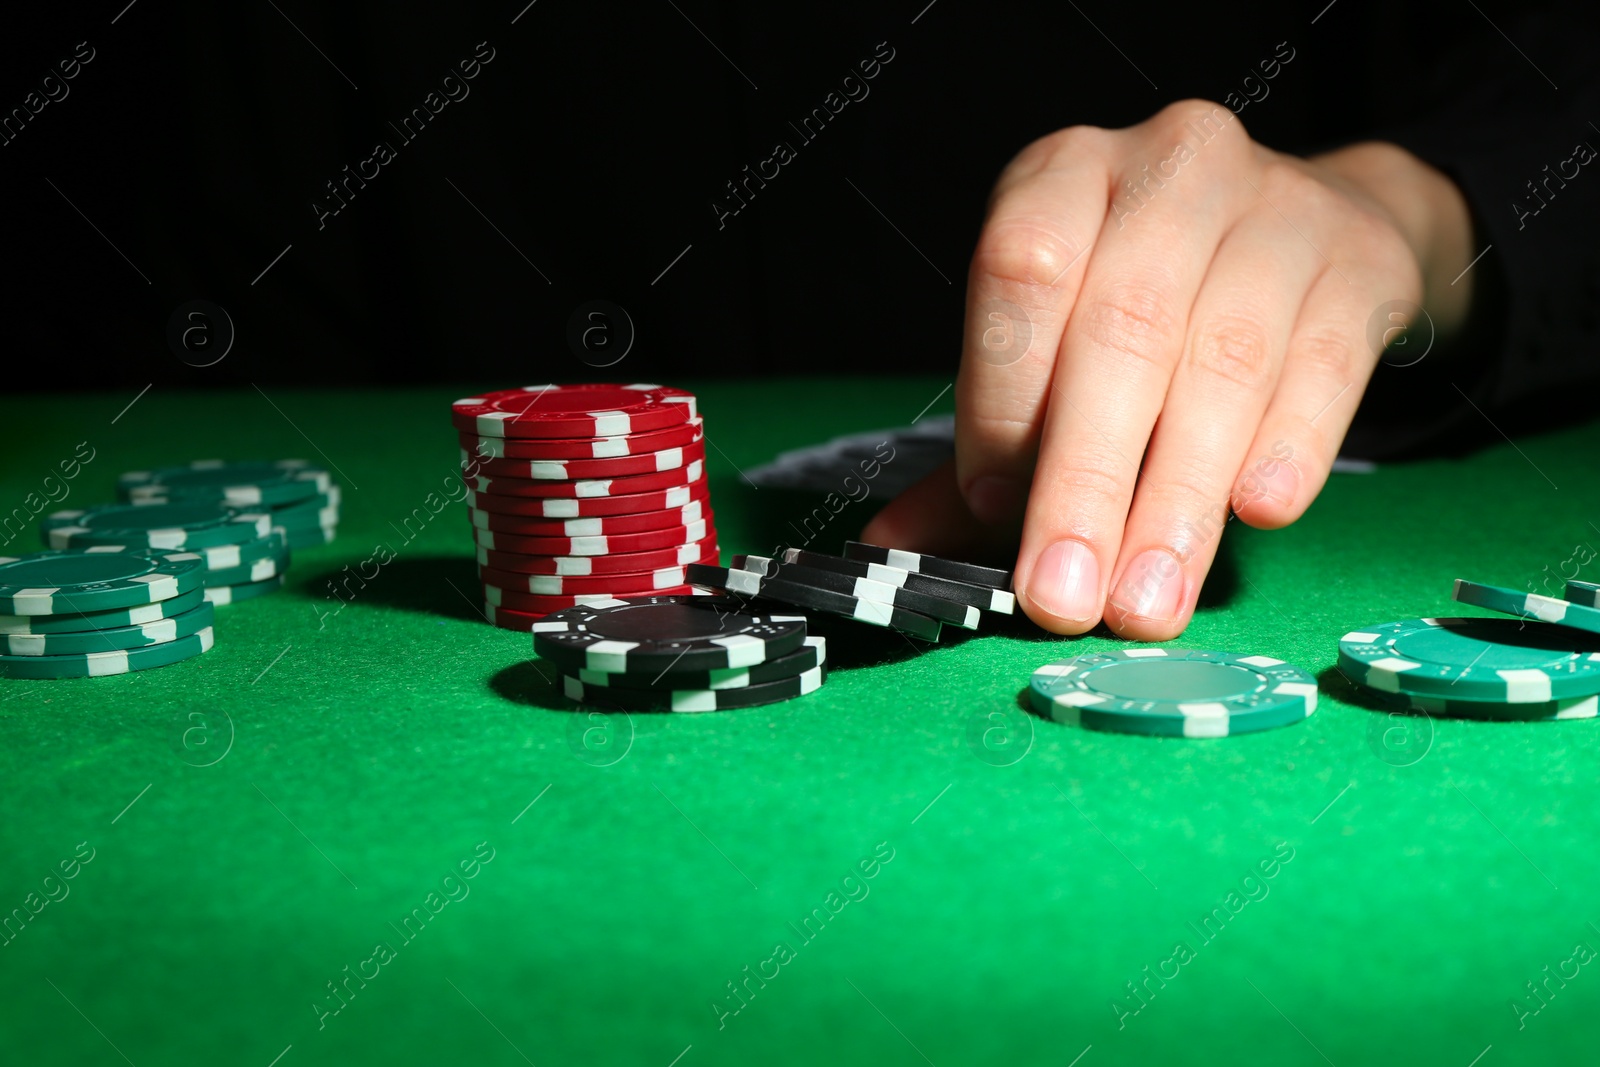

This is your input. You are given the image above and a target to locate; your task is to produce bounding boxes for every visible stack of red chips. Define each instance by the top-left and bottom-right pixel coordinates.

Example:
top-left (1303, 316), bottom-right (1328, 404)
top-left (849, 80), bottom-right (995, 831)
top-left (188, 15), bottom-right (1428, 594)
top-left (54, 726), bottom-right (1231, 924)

top-left (452, 384), bottom-right (720, 630)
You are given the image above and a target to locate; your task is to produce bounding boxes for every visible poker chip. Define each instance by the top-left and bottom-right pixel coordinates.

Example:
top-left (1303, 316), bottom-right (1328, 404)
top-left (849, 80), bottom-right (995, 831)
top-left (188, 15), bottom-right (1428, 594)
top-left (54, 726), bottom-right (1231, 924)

top-left (531, 595), bottom-right (809, 674)
top-left (1452, 578), bottom-right (1600, 637)
top-left (1569, 580), bottom-right (1600, 609)
top-left (0, 550), bottom-right (206, 615)
top-left (561, 664), bottom-right (826, 712)
top-left (782, 548), bottom-right (1016, 614)
top-left (0, 626), bottom-right (214, 680)
top-left (451, 384), bottom-right (697, 438)
top-left (467, 498), bottom-right (707, 536)
top-left (202, 544), bottom-right (291, 588)
top-left (1028, 649), bottom-right (1318, 738)
top-left (733, 554), bottom-right (980, 630)
top-left (271, 485), bottom-right (339, 520)
top-left (1371, 690), bottom-right (1600, 721)
top-left (476, 539), bottom-right (717, 576)
top-left (466, 459), bottom-right (704, 498)
top-left (0, 601), bottom-right (215, 657)
top-left (460, 417), bottom-right (703, 459)
top-left (81, 530), bottom-right (289, 572)
top-left (483, 583), bottom-right (702, 615)
top-left (462, 439), bottom-right (706, 481)
top-left (466, 482), bottom-right (709, 518)
top-left (204, 574), bottom-right (286, 606)
top-left (1338, 617), bottom-right (1600, 702)
top-left (0, 586), bottom-right (206, 636)
top-left (118, 459), bottom-right (330, 507)
top-left (453, 383), bottom-right (720, 627)
top-left (690, 563), bottom-right (942, 641)
top-left (43, 502), bottom-right (273, 550)
top-left (284, 525), bottom-right (338, 551)
top-left (476, 563), bottom-right (695, 596)
top-left (473, 518), bottom-right (710, 557)
top-left (842, 541), bottom-right (1014, 592)
top-left (576, 635), bottom-right (826, 691)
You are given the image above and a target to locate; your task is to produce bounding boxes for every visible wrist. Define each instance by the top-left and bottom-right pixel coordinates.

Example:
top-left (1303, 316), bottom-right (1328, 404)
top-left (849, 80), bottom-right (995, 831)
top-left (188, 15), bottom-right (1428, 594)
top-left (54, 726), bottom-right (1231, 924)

top-left (1311, 141), bottom-right (1476, 333)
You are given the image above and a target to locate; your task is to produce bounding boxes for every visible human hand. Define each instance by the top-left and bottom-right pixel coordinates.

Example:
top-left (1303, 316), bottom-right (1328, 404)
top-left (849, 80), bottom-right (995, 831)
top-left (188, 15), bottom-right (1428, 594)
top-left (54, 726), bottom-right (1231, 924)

top-left (862, 100), bottom-right (1474, 638)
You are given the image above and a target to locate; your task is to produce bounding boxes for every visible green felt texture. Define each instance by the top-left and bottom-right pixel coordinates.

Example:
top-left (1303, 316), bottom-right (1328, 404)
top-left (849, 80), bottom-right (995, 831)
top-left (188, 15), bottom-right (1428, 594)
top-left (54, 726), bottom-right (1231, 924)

top-left (2, 381), bottom-right (1598, 1066)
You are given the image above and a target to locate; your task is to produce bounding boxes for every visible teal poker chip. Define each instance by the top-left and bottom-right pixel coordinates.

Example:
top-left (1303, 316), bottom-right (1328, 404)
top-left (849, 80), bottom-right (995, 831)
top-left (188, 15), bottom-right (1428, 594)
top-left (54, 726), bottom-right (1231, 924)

top-left (576, 635), bottom-right (826, 691)
top-left (270, 486), bottom-right (340, 531)
top-left (0, 626), bottom-right (213, 679)
top-left (283, 525), bottom-right (337, 551)
top-left (0, 550), bottom-right (206, 616)
top-left (562, 663), bottom-right (826, 712)
top-left (1028, 648), bottom-right (1318, 738)
top-left (1369, 689), bottom-right (1599, 722)
top-left (202, 541), bottom-right (291, 587)
top-left (1565, 580), bottom-right (1600, 610)
top-left (1453, 578), bottom-right (1600, 637)
top-left (204, 574), bottom-right (286, 606)
top-left (0, 601), bottom-right (214, 656)
top-left (118, 459), bottom-right (331, 507)
top-left (43, 502), bottom-right (271, 551)
top-left (83, 530), bottom-right (288, 573)
top-left (1338, 617), bottom-right (1600, 702)
top-left (0, 586), bottom-right (206, 636)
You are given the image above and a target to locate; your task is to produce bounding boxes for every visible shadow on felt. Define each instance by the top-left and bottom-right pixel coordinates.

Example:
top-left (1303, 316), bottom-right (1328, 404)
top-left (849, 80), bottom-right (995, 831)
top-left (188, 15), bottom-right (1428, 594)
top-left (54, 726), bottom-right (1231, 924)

top-left (319, 554), bottom-right (484, 621)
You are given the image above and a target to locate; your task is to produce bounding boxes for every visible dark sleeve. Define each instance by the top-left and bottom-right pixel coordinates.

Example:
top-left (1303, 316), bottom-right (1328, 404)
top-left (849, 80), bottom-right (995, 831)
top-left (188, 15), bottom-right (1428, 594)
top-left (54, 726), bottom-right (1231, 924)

top-left (1341, 7), bottom-right (1600, 459)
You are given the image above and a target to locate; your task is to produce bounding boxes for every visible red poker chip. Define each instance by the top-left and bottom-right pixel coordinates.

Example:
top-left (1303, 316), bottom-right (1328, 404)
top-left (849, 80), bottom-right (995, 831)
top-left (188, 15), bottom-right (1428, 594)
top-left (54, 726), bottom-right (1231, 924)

top-left (462, 439), bottom-right (706, 481)
top-left (460, 418), bottom-right (703, 460)
top-left (484, 594), bottom-right (720, 631)
top-left (477, 562), bottom-right (696, 595)
top-left (484, 583), bottom-right (705, 615)
top-left (468, 500), bottom-right (710, 536)
top-left (465, 460), bottom-right (704, 499)
top-left (473, 518), bottom-right (711, 556)
top-left (476, 538), bottom-right (719, 576)
top-left (451, 384), bottom-right (696, 439)
top-left (466, 481), bottom-right (709, 518)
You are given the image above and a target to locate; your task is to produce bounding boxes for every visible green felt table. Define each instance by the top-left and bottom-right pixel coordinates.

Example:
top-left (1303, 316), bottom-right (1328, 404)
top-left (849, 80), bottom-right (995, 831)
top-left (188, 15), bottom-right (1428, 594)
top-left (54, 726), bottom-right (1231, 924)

top-left (3, 379), bottom-right (1599, 1067)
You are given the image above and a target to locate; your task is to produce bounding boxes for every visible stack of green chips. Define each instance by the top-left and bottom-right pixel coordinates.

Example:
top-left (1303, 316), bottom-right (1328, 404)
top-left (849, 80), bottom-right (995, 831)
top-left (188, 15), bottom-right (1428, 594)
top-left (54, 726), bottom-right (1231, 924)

top-left (0, 549), bottom-right (215, 679)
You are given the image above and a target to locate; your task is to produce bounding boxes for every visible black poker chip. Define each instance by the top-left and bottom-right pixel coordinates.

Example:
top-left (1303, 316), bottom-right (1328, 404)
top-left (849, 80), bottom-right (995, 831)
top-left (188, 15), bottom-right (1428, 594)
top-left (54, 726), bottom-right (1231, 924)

top-left (531, 594), bottom-right (808, 673)
top-left (687, 564), bottom-right (942, 642)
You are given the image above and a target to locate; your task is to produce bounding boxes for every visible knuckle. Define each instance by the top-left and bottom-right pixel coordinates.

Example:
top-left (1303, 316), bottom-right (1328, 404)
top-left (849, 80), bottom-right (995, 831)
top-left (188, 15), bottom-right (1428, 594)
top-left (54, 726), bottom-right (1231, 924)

top-left (1149, 97), bottom-right (1247, 146)
top-left (1188, 315), bottom-right (1276, 392)
top-left (1075, 278), bottom-right (1180, 371)
top-left (972, 217), bottom-right (1084, 289)
top-left (1292, 326), bottom-right (1356, 379)
top-left (999, 125), bottom-right (1108, 188)
top-left (1038, 456), bottom-right (1129, 513)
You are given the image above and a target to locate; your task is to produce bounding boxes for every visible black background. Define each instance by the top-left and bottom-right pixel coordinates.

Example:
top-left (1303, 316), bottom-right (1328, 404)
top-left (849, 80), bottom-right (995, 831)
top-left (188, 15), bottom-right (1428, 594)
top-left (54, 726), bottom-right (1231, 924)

top-left (0, 0), bottom-right (1554, 395)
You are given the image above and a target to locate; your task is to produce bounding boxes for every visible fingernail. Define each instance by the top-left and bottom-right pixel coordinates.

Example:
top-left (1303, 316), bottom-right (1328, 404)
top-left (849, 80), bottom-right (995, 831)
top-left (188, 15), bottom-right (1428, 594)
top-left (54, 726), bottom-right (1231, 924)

top-left (1243, 458), bottom-right (1299, 508)
top-left (1029, 539), bottom-right (1101, 622)
top-left (966, 475), bottom-right (1025, 524)
top-left (1109, 549), bottom-right (1185, 622)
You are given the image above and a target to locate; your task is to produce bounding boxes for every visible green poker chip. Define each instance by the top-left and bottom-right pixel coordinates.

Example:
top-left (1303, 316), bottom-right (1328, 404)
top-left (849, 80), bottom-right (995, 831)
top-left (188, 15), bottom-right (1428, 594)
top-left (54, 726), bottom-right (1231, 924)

top-left (204, 574), bottom-right (286, 606)
top-left (202, 541), bottom-right (291, 587)
top-left (270, 485), bottom-right (341, 529)
top-left (1453, 578), bottom-right (1600, 638)
top-left (1563, 580), bottom-right (1600, 610)
top-left (1338, 617), bottom-right (1600, 702)
top-left (0, 586), bottom-right (206, 636)
top-left (283, 525), bottom-right (337, 550)
top-left (1028, 648), bottom-right (1318, 738)
top-left (0, 626), bottom-right (214, 679)
top-left (0, 602), bottom-right (214, 656)
top-left (1370, 689), bottom-right (1599, 722)
top-left (118, 459), bottom-right (331, 508)
top-left (0, 550), bottom-right (206, 616)
top-left (43, 502), bottom-right (271, 551)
